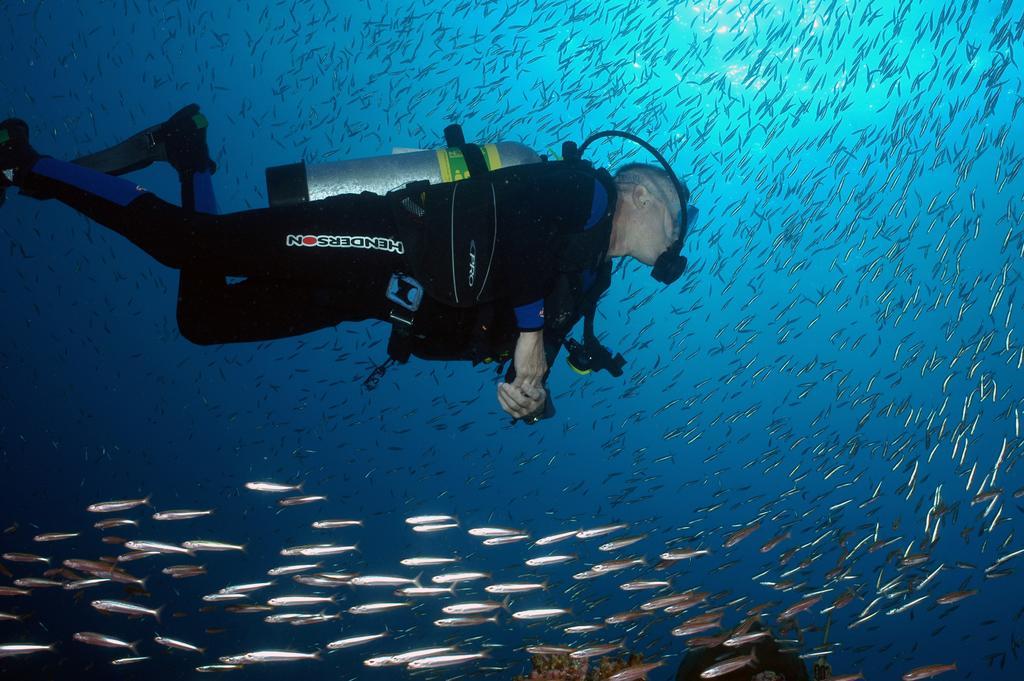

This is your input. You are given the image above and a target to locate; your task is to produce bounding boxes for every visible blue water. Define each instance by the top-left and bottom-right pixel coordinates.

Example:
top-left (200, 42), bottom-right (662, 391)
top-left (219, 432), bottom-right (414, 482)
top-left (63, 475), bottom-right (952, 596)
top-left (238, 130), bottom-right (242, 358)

top-left (2, 0), bottom-right (1023, 679)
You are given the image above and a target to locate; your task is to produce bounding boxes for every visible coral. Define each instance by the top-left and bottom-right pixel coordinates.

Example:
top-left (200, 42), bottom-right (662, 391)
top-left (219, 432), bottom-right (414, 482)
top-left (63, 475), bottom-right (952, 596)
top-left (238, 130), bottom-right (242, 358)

top-left (514, 653), bottom-right (649, 681)
top-left (590, 653), bottom-right (645, 680)
top-left (513, 653), bottom-right (588, 681)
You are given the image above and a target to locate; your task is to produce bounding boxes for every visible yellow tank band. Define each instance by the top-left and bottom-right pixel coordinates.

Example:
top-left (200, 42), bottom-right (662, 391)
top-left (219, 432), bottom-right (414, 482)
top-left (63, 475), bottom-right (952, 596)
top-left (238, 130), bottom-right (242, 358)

top-left (437, 144), bottom-right (503, 183)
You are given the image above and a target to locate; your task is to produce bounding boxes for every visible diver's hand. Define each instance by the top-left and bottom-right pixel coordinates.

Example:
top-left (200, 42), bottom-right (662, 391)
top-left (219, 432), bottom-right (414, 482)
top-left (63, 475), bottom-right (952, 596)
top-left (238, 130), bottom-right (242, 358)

top-left (497, 382), bottom-right (547, 420)
top-left (511, 330), bottom-right (547, 389)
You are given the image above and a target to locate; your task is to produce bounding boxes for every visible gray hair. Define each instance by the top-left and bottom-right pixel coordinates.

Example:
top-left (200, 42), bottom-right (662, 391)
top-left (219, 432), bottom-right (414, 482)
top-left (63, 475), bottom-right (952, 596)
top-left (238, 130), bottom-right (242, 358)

top-left (613, 163), bottom-right (680, 218)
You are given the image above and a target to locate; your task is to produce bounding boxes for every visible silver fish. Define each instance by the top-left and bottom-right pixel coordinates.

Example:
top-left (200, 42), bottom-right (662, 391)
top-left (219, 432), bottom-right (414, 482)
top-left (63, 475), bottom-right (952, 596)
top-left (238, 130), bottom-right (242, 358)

top-left (91, 600), bottom-right (162, 621)
top-left (244, 481), bottom-right (302, 493)
top-left (152, 509), bottom-right (213, 521)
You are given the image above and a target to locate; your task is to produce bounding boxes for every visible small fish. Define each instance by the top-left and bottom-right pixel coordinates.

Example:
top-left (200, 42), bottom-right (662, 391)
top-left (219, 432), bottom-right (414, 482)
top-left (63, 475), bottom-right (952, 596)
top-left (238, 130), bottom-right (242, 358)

top-left (244, 481), bottom-right (302, 493)
top-left (0, 587), bottom-right (31, 597)
top-left (400, 556), bottom-right (457, 567)
top-left (123, 540), bottom-right (193, 556)
top-left (347, 602), bottom-right (412, 614)
top-left (183, 540), bottom-right (245, 552)
top-left (660, 548), bottom-right (711, 560)
top-left (592, 557), bottom-right (645, 573)
top-left (220, 650), bottom-right (320, 664)
top-left (468, 527), bottom-right (523, 538)
top-left (162, 565), bottom-right (206, 578)
top-left (203, 593), bottom-right (249, 603)
top-left (152, 510), bottom-right (214, 521)
top-left (312, 519), bottom-right (362, 529)
top-left (87, 497), bottom-right (151, 513)
top-left (699, 650), bottom-right (758, 678)
top-left (219, 581), bottom-right (275, 594)
top-left (350, 575), bottom-right (418, 587)
top-left (935, 589), bottom-right (977, 604)
top-left (759, 531), bottom-right (791, 553)
top-left (225, 605), bottom-right (273, 614)
top-left (279, 495), bottom-right (327, 507)
top-left (779, 594), bottom-right (823, 620)
top-left (326, 632), bottom-right (389, 650)
top-left (535, 529), bottom-right (580, 545)
top-left (482, 534), bottom-right (530, 546)
top-left (442, 598), bottom-right (507, 614)
top-left (91, 600), bottom-right (162, 621)
top-left (295, 574), bottom-right (354, 587)
top-left (564, 624), bottom-right (605, 633)
top-left (396, 586), bottom-right (454, 597)
top-left (577, 523), bottom-right (628, 539)
top-left (267, 595), bottom-right (334, 607)
top-left (64, 578), bottom-right (113, 590)
top-left (485, 581), bottom-right (546, 594)
top-left (33, 532), bottom-right (79, 542)
top-left (268, 563), bottom-right (321, 576)
top-left (196, 664), bottom-right (242, 672)
top-left (154, 635), bottom-right (204, 654)
top-left (404, 515), bottom-right (456, 525)
top-left (94, 519), bottom-right (139, 530)
top-left (412, 523), bottom-right (459, 533)
top-left (723, 521), bottom-right (761, 548)
top-left (406, 651), bottom-right (489, 669)
top-left (0, 644), bottom-right (55, 658)
top-left (279, 544), bottom-right (355, 557)
top-left (73, 632), bottom-right (138, 653)
top-left (604, 610), bottom-right (649, 624)
top-left (511, 608), bottom-right (570, 620)
top-left (14, 578), bottom-right (63, 588)
top-left (390, 647), bottom-right (458, 664)
top-left (111, 657), bottom-right (149, 665)
top-left (724, 630), bottom-right (773, 647)
top-left (431, 571), bottom-right (490, 584)
top-left (598, 534), bottom-right (648, 551)
top-left (525, 555), bottom-right (576, 567)
top-left (606, 660), bottom-right (666, 681)
top-left (902, 663), bottom-right (957, 680)
top-left (2, 552), bottom-right (50, 564)
top-left (620, 580), bottom-right (670, 591)
top-left (570, 641), bottom-right (624, 659)
top-left (527, 645), bottom-right (576, 654)
top-left (433, 615), bottom-right (499, 627)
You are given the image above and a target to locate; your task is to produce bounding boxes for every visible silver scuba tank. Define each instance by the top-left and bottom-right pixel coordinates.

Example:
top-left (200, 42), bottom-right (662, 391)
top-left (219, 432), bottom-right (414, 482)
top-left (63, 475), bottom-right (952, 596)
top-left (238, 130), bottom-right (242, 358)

top-left (265, 142), bottom-right (542, 207)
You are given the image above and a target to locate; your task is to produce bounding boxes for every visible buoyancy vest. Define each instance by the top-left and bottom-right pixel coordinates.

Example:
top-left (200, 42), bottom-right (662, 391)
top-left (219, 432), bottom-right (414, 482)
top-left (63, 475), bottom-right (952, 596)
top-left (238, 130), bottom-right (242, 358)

top-left (385, 154), bottom-right (618, 365)
top-left (391, 159), bottom-right (615, 308)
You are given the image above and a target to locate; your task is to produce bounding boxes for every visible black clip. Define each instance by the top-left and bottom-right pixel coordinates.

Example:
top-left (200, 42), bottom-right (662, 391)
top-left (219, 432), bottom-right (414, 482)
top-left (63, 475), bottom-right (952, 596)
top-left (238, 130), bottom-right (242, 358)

top-left (386, 273), bottom-right (423, 312)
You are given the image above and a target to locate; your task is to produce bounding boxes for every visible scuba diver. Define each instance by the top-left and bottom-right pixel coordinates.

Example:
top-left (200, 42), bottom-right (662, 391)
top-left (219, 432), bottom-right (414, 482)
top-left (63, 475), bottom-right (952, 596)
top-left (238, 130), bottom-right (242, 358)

top-left (0, 104), bottom-right (696, 424)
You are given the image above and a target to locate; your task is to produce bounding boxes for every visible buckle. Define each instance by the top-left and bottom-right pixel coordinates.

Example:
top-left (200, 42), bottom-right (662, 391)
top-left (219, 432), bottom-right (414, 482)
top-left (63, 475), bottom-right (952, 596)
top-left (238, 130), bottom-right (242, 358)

top-left (387, 273), bottom-right (423, 312)
top-left (389, 309), bottom-right (414, 327)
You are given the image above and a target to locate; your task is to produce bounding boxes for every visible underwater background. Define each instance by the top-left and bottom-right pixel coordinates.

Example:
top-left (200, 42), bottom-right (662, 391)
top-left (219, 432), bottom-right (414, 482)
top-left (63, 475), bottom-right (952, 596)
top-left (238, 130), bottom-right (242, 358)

top-left (2, 0), bottom-right (1023, 679)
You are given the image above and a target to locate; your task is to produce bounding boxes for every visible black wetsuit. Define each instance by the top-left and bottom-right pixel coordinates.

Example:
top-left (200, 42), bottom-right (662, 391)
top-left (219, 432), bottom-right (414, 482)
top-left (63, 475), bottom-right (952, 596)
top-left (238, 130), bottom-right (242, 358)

top-left (17, 155), bottom-right (611, 363)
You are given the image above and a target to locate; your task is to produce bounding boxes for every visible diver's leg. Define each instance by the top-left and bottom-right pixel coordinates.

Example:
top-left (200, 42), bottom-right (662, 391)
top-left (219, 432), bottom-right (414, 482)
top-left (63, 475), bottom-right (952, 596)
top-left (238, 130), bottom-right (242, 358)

top-left (6, 118), bottom-right (406, 282)
top-left (14, 157), bottom-right (403, 280)
top-left (175, 275), bottom-right (390, 344)
top-left (172, 169), bottom-right (389, 344)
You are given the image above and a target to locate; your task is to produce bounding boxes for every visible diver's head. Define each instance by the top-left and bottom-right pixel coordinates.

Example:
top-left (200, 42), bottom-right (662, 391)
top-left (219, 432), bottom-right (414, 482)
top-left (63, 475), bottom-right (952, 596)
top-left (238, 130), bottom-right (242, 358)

top-left (609, 162), bottom-right (682, 267)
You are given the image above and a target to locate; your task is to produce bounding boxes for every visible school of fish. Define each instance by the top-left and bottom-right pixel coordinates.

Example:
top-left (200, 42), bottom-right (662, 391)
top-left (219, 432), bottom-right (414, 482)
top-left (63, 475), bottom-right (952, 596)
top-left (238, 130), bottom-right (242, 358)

top-left (3, 0), bottom-right (1024, 679)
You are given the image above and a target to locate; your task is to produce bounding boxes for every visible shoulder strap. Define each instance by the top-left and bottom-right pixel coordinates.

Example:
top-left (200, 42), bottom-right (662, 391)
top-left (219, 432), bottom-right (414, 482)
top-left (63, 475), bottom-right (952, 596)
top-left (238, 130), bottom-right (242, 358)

top-left (556, 166), bottom-right (617, 272)
top-left (443, 124), bottom-right (489, 178)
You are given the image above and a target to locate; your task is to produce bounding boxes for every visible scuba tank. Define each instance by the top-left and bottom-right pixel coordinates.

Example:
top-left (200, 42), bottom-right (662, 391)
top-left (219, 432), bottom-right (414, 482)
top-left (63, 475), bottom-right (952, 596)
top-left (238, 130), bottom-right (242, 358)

top-left (264, 142), bottom-right (542, 206)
